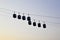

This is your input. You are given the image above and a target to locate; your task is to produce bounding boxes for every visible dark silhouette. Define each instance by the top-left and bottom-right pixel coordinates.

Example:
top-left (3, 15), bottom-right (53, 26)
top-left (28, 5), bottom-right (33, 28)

top-left (28, 20), bottom-right (32, 25)
top-left (33, 22), bottom-right (36, 26)
top-left (13, 14), bottom-right (16, 18)
top-left (27, 16), bottom-right (31, 21)
top-left (22, 15), bottom-right (26, 20)
top-left (18, 15), bottom-right (21, 19)
top-left (43, 24), bottom-right (46, 28)
top-left (38, 23), bottom-right (41, 27)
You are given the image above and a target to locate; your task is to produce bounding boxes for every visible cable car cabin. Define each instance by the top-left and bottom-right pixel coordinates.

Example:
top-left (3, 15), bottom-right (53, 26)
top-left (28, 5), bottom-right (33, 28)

top-left (27, 16), bottom-right (31, 21)
top-left (38, 23), bottom-right (41, 27)
top-left (18, 15), bottom-right (21, 19)
top-left (28, 21), bottom-right (32, 25)
top-left (13, 14), bottom-right (16, 18)
top-left (33, 22), bottom-right (36, 26)
top-left (22, 16), bottom-right (26, 20)
top-left (43, 24), bottom-right (46, 28)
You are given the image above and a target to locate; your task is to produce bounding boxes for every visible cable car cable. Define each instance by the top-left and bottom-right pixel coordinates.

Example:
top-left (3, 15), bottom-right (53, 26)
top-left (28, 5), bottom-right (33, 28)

top-left (0, 8), bottom-right (60, 19)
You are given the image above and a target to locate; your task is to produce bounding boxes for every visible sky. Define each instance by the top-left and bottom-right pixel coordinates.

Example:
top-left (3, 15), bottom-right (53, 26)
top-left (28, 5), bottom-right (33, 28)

top-left (0, 0), bottom-right (60, 40)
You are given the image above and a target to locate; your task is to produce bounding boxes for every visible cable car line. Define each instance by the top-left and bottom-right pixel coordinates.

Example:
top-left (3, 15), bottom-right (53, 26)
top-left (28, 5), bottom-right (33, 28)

top-left (0, 8), bottom-right (60, 28)
top-left (0, 8), bottom-right (60, 19)
top-left (0, 11), bottom-right (60, 24)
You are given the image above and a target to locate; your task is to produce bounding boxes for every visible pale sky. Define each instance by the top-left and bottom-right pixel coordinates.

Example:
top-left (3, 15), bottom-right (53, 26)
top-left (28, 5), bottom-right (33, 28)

top-left (0, 0), bottom-right (60, 40)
